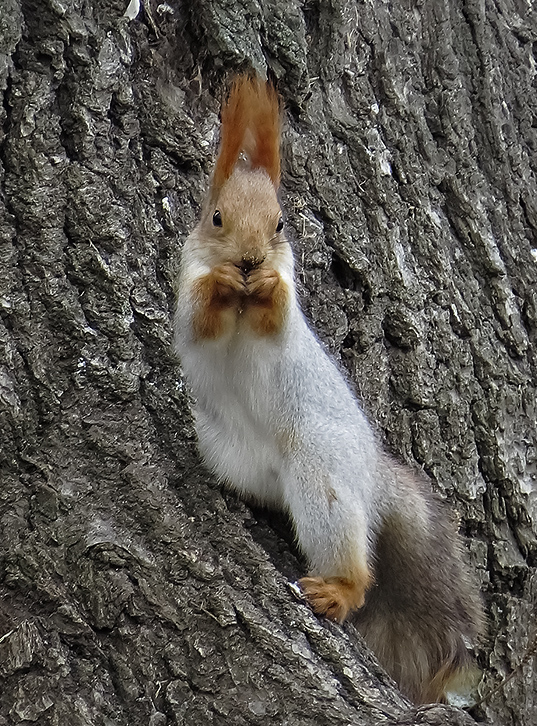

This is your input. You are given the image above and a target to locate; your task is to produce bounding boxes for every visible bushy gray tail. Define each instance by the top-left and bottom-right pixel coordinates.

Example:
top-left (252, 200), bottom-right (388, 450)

top-left (354, 462), bottom-right (483, 703)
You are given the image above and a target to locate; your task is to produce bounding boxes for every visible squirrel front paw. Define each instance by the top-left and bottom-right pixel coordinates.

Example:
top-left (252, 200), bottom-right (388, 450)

top-left (299, 575), bottom-right (370, 623)
top-left (210, 263), bottom-right (246, 301)
top-left (243, 267), bottom-right (288, 336)
top-left (192, 263), bottom-right (245, 340)
top-left (246, 266), bottom-right (280, 300)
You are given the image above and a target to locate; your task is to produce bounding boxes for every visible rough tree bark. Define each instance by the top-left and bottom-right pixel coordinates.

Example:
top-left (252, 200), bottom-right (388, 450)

top-left (0, 0), bottom-right (536, 724)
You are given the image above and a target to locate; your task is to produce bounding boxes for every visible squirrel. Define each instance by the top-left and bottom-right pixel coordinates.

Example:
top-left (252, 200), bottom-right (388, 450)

top-left (173, 74), bottom-right (483, 704)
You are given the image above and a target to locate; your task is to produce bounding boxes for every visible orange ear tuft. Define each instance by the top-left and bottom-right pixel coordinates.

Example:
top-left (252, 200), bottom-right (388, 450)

top-left (249, 79), bottom-right (281, 186)
top-left (212, 75), bottom-right (281, 192)
top-left (212, 76), bottom-right (252, 192)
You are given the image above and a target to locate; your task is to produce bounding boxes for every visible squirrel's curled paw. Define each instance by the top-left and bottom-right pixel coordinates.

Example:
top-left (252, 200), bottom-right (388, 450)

top-left (245, 266), bottom-right (280, 301)
top-left (210, 262), bottom-right (246, 301)
top-left (299, 575), bottom-right (368, 623)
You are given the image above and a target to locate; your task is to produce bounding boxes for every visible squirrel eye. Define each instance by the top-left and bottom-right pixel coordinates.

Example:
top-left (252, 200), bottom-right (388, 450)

top-left (212, 210), bottom-right (222, 227)
top-left (276, 217), bottom-right (284, 233)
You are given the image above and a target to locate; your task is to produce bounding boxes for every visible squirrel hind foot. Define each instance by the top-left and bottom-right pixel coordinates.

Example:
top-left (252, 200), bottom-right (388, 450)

top-left (299, 575), bottom-right (370, 623)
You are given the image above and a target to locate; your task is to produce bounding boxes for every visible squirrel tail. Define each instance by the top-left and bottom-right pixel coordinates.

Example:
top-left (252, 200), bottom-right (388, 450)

top-left (212, 74), bottom-right (281, 194)
top-left (354, 461), bottom-right (483, 703)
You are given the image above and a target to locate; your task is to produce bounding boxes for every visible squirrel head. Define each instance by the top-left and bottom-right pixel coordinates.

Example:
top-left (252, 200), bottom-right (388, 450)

top-left (199, 75), bottom-right (285, 272)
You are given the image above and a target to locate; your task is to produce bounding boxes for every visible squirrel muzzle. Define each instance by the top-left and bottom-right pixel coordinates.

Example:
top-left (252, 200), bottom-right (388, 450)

top-left (239, 252), bottom-right (266, 274)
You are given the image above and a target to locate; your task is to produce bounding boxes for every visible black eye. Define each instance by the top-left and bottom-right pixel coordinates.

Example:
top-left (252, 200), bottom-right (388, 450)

top-left (276, 217), bottom-right (284, 233)
top-left (212, 210), bottom-right (222, 227)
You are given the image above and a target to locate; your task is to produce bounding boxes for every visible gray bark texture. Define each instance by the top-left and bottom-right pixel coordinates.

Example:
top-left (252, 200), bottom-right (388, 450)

top-left (0, 0), bottom-right (536, 724)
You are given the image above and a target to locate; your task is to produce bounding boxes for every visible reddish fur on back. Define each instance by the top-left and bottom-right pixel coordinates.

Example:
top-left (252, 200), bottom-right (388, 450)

top-left (212, 75), bottom-right (281, 193)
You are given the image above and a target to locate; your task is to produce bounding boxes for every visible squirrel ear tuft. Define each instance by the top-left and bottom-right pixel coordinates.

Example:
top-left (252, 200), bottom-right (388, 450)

top-left (249, 78), bottom-right (281, 186)
top-left (212, 74), bottom-right (281, 192)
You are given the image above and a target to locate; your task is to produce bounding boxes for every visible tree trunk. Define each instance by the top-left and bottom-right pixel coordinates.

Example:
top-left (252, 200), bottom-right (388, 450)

top-left (1, 0), bottom-right (535, 724)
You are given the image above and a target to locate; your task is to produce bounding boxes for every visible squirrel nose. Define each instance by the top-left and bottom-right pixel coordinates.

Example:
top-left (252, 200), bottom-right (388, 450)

top-left (239, 253), bottom-right (265, 273)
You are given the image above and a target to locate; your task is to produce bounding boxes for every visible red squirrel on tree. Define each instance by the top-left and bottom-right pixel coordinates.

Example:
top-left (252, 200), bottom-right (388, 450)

top-left (173, 74), bottom-right (483, 703)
